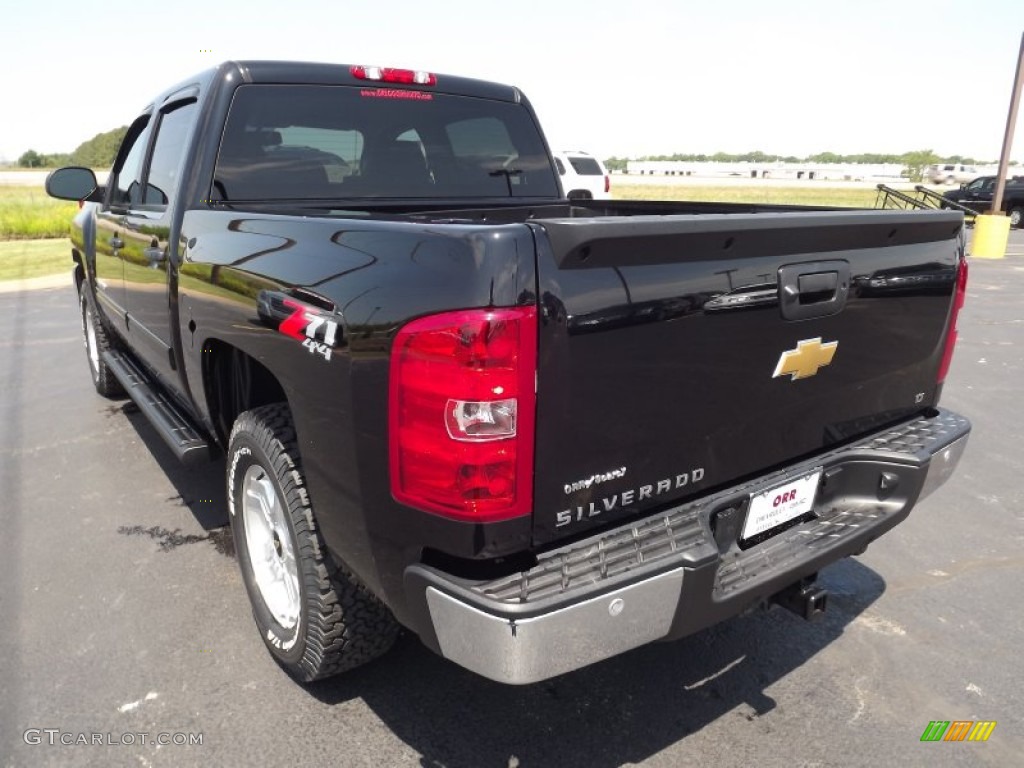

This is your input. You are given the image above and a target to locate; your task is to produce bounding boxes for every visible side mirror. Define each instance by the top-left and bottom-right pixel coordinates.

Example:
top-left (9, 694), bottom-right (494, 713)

top-left (45, 167), bottom-right (101, 202)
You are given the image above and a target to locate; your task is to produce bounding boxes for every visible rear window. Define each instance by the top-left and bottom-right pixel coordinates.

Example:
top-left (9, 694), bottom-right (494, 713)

top-left (567, 156), bottom-right (602, 175)
top-left (213, 85), bottom-right (558, 201)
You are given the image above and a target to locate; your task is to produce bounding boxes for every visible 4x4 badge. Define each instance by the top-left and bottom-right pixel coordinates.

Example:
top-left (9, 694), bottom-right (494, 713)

top-left (773, 337), bottom-right (838, 381)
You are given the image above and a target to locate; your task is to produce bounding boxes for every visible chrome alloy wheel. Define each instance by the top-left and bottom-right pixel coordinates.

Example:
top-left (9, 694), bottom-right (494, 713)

top-left (242, 465), bottom-right (301, 629)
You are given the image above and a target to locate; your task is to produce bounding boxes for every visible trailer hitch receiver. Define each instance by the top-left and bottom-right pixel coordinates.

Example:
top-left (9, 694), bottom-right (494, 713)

top-left (773, 578), bottom-right (828, 622)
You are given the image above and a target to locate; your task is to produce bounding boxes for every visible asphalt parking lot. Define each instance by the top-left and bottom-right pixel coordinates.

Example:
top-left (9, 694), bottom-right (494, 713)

top-left (1, 233), bottom-right (1022, 767)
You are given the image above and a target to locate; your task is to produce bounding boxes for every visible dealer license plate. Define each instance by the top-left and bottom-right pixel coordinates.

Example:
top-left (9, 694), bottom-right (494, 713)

top-left (741, 470), bottom-right (822, 541)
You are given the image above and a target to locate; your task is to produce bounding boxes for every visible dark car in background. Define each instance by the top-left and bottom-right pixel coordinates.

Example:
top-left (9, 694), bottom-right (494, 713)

top-left (941, 175), bottom-right (1024, 227)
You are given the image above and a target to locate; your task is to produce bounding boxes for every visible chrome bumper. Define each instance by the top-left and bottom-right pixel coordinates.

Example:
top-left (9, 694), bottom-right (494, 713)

top-left (919, 433), bottom-right (969, 501)
top-left (412, 409), bottom-right (970, 685)
top-left (426, 568), bottom-right (685, 685)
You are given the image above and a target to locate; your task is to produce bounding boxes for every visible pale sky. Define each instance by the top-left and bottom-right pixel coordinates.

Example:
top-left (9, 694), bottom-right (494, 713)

top-left (1, 0), bottom-right (1022, 163)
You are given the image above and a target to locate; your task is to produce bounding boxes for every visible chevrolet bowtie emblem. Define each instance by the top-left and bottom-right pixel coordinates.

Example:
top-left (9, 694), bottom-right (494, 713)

top-left (773, 337), bottom-right (838, 381)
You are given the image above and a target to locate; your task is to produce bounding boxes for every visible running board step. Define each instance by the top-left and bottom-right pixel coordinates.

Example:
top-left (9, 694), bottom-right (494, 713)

top-left (103, 350), bottom-right (210, 465)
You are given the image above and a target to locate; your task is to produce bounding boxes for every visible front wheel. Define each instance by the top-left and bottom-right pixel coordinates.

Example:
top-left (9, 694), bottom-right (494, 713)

top-left (79, 286), bottom-right (124, 398)
top-left (227, 404), bottom-right (399, 681)
top-left (1010, 207), bottom-right (1022, 229)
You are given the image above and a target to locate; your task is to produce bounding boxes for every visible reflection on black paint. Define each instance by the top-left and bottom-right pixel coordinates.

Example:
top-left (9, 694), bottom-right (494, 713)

top-left (854, 261), bottom-right (955, 298)
top-left (566, 294), bottom-right (706, 334)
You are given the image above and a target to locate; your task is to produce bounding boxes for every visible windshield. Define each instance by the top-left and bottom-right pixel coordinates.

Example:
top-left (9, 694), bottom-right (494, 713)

top-left (213, 84), bottom-right (559, 201)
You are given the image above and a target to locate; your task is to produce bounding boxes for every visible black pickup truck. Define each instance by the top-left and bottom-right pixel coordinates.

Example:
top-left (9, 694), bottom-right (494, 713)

top-left (46, 61), bottom-right (971, 685)
top-left (940, 174), bottom-right (1024, 228)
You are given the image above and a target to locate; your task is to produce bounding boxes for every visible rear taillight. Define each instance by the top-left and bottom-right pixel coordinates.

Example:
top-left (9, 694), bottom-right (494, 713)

top-left (351, 65), bottom-right (437, 86)
top-left (389, 307), bottom-right (537, 522)
top-left (937, 258), bottom-right (968, 383)
top-left (604, 175), bottom-right (610, 194)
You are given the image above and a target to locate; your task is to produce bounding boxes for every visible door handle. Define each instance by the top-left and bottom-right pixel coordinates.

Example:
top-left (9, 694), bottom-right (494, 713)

top-left (108, 236), bottom-right (124, 249)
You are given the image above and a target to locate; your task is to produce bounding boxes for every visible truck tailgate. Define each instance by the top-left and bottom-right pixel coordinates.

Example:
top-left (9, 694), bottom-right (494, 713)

top-left (529, 209), bottom-right (963, 545)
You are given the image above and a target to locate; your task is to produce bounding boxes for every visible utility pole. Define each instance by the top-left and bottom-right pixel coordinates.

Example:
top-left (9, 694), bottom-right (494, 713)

top-left (991, 31), bottom-right (1024, 215)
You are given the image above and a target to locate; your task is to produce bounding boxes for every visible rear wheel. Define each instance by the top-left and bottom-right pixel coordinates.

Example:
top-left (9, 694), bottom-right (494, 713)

top-left (79, 286), bottom-right (124, 398)
top-left (227, 404), bottom-right (399, 681)
top-left (1010, 207), bottom-right (1022, 229)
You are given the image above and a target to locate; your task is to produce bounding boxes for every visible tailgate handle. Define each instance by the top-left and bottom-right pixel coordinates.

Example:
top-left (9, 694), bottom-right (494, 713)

top-left (797, 271), bottom-right (838, 303)
top-left (779, 260), bottom-right (850, 321)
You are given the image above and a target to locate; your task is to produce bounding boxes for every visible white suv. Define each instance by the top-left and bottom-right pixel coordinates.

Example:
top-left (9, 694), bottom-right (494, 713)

top-left (552, 150), bottom-right (610, 199)
top-left (926, 163), bottom-right (979, 185)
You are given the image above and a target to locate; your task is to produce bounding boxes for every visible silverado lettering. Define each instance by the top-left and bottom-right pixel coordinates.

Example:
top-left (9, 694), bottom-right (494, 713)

top-left (46, 60), bottom-right (970, 686)
top-left (557, 469), bottom-right (708, 527)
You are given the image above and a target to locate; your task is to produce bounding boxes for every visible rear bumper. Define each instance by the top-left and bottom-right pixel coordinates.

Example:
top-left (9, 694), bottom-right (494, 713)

top-left (404, 409), bottom-right (970, 684)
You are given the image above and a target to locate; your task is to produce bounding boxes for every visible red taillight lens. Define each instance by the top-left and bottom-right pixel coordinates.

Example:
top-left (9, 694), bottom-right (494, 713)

top-left (604, 175), bottom-right (610, 194)
top-left (937, 258), bottom-right (968, 384)
top-left (351, 65), bottom-right (437, 86)
top-left (389, 307), bottom-right (537, 522)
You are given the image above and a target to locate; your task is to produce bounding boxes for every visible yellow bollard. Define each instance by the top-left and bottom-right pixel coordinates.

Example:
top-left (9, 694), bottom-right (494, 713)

top-left (971, 214), bottom-right (1011, 259)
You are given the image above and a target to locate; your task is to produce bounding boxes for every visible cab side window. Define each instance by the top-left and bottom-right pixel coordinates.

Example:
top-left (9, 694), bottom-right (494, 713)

top-left (110, 116), bottom-right (153, 208)
top-left (143, 101), bottom-right (198, 210)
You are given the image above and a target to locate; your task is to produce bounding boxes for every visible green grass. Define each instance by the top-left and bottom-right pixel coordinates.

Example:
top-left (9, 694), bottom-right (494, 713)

top-left (0, 185), bottom-right (78, 239)
top-left (613, 183), bottom-right (879, 208)
top-left (0, 239), bottom-right (73, 281)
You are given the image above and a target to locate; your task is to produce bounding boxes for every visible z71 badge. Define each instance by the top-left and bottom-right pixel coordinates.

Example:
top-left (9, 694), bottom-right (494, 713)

top-left (257, 291), bottom-right (343, 362)
top-left (279, 299), bottom-right (339, 360)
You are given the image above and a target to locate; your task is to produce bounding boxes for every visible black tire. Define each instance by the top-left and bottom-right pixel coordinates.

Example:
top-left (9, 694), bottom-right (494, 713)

top-left (227, 404), bottom-right (399, 681)
top-left (1010, 207), bottom-right (1022, 229)
top-left (79, 286), bottom-right (124, 398)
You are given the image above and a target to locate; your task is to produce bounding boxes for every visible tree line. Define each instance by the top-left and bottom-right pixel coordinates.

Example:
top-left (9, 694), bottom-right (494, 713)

top-left (15, 126), bottom-right (128, 169)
